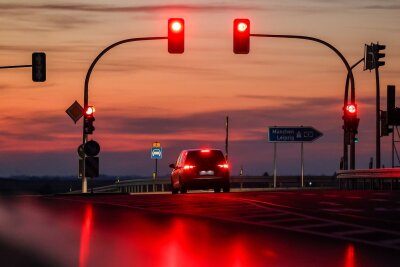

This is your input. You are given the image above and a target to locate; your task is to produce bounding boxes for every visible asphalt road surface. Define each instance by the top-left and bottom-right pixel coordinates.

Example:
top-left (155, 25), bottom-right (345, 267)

top-left (0, 190), bottom-right (399, 267)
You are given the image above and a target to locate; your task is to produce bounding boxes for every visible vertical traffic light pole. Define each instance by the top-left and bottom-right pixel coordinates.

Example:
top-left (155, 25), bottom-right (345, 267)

top-left (225, 116), bottom-right (229, 161)
top-left (82, 37), bottom-right (167, 193)
top-left (344, 58), bottom-right (364, 170)
top-left (375, 66), bottom-right (381, 168)
top-left (364, 43), bottom-right (385, 169)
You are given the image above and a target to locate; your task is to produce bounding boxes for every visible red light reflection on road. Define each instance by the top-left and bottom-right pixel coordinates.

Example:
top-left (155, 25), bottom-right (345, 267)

top-left (79, 204), bottom-right (93, 267)
top-left (344, 244), bottom-right (356, 267)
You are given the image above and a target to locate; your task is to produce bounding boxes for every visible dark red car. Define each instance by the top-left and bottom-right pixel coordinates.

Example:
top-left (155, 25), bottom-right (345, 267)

top-left (169, 149), bottom-right (230, 194)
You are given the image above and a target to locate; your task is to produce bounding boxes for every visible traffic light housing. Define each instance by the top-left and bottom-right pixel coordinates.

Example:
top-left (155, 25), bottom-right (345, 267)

top-left (373, 43), bottom-right (385, 68)
top-left (364, 44), bottom-right (374, 71)
top-left (380, 111), bottom-right (393, 136)
top-left (343, 104), bottom-right (359, 133)
top-left (233, 19), bottom-right (250, 54)
top-left (168, 18), bottom-right (184, 54)
top-left (364, 43), bottom-right (385, 70)
top-left (84, 106), bottom-right (95, 135)
top-left (32, 52), bottom-right (46, 82)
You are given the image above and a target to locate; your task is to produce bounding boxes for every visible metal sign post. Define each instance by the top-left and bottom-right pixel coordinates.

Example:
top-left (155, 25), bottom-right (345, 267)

top-left (301, 142), bottom-right (304, 188)
top-left (151, 142), bottom-right (162, 179)
top-left (268, 126), bottom-right (323, 188)
top-left (273, 143), bottom-right (277, 188)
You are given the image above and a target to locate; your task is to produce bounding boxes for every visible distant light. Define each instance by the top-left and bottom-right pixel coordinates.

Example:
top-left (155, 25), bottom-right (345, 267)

top-left (346, 104), bottom-right (356, 114)
top-left (354, 137), bottom-right (359, 143)
top-left (171, 21), bottom-right (182, 32)
top-left (237, 22), bottom-right (248, 32)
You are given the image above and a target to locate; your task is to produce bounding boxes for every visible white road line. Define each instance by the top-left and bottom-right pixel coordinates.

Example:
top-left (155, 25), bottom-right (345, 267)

top-left (371, 198), bottom-right (390, 202)
top-left (380, 239), bottom-right (400, 245)
top-left (322, 208), bottom-right (364, 213)
top-left (335, 229), bottom-right (373, 236)
top-left (319, 201), bottom-right (342, 206)
top-left (346, 196), bottom-right (362, 199)
top-left (266, 217), bottom-right (309, 224)
top-left (294, 222), bottom-right (335, 229)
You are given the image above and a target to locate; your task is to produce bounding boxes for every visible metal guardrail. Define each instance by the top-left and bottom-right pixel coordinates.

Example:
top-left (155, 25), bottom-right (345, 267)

top-left (113, 176), bottom-right (337, 194)
top-left (336, 168), bottom-right (400, 190)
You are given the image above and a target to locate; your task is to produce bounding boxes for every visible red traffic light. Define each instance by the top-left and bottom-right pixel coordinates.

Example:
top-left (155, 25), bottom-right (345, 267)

top-left (168, 18), bottom-right (184, 54)
top-left (233, 19), bottom-right (250, 54)
top-left (85, 106), bottom-right (96, 116)
top-left (346, 104), bottom-right (357, 114)
top-left (344, 104), bottom-right (357, 119)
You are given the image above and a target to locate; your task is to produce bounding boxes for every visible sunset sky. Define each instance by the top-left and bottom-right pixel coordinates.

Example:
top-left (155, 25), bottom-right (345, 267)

top-left (1, 0), bottom-right (400, 177)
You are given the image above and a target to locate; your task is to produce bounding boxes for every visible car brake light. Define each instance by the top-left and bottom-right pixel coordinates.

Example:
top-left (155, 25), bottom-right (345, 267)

top-left (201, 149), bottom-right (210, 153)
top-left (183, 165), bottom-right (195, 170)
top-left (218, 164), bottom-right (229, 169)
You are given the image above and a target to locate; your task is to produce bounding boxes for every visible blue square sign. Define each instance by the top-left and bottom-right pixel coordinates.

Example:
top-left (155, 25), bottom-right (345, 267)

top-left (151, 147), bottom-right (162, 159)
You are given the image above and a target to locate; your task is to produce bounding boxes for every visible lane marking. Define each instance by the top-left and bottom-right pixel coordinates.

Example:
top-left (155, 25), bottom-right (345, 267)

top-left (371, 198), bottom-right (390, 202)
top-left (319, 201), bottom-right (341, 206)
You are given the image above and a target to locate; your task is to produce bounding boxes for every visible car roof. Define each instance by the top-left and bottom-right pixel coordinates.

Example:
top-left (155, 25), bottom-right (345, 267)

top-left (182, 149), bottom-right (223, 152)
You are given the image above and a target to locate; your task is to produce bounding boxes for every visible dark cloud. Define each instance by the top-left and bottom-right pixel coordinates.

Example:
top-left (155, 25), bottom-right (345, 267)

top-left (361, 5), bottom-right (400, 10)
top-left (0, 3), bottom-right (263, 13)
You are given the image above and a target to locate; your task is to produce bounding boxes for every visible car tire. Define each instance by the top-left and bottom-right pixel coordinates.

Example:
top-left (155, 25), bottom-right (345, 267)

top-left (171, 178), bottom-right (179, 194)
top-left (179, 177), bottom-right (187, 194)
top-left (222, 185), bottom-right (230, 193)
top-left (172, 186), bottom-right (179, 194)
top-left (214, 187), bottom-right (221, 193)
top-left (180, 186), bottom-right (187, 194)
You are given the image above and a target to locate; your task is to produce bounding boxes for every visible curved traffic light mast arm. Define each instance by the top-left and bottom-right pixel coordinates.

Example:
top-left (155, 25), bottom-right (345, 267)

top-left (250, 34), bottom-right (356, 104)
top-left (0, 65), bottom-right (32, 69)
top-left (84, 37), bottom-right (167, 109)
top-left (344, 58), bottom-right (364, 106)
top-left (83, 36), bottom-right (167, 143)
top-left (81, 36), bottom-right (167, 194)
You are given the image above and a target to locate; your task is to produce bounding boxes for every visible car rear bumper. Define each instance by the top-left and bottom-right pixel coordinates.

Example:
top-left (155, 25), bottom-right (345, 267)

top-left (182, 176), bottom-right (230, 189)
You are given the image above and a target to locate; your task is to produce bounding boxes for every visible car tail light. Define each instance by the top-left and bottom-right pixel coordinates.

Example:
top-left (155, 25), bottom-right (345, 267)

top-left (218, 164), bottom-right (229, 169)
top-left (183, 165), bottom-right (195, 170)
top-left (201, 149), bottom-right (210, 153)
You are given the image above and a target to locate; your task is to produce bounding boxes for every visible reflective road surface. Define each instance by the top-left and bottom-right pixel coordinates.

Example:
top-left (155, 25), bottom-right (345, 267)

top-left (0, 190), bottom-right (399, 267)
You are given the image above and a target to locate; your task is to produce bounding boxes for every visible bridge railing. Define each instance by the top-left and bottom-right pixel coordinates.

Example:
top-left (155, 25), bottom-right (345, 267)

top-left (336, 168), bottom-right (400, 190)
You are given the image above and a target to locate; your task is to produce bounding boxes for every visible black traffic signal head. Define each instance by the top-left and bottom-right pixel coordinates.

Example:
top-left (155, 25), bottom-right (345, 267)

top-left (364, 44), bottom-right (374, 71)
top-left (168, 18), bottom-right (184, 54)
top-left (373, 43), bottom-right (385, 68)
top-left (84, 106), bottom-right (95, 134)
top-left (233, 19), bottom-right (250, 54)
top-left (84, 117), bottom-right (95, 134)
top-left (32, 52), bottom-right (46, 82)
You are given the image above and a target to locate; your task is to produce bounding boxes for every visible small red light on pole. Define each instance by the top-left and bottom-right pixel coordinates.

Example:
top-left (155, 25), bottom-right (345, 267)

top-left (346, 104), bottom-right (357, 115)
top-left (233, 19), bottom-right (250, 54)
top-left (168, 18), bottom-right (184, 54)
top-left (85, 106), bottom-right (95, 116)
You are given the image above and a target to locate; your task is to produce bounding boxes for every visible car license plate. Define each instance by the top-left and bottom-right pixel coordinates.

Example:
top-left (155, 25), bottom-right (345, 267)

top-left (200, 170), bottom-right (214, 176)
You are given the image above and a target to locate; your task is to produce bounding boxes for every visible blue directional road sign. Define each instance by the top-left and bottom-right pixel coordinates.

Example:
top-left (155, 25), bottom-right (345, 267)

top-left (268, 126), bottom-right (323, 143)
top-left (151, 147), bottom-right (162, 159)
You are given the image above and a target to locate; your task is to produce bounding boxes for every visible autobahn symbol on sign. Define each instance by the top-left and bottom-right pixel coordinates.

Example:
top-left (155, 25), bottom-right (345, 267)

top-left (268, 126), bottom-right (323, 143)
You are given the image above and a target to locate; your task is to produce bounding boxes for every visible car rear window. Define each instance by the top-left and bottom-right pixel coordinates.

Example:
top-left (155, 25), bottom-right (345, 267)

top-left (185, 150), bottom-right (226, 168)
